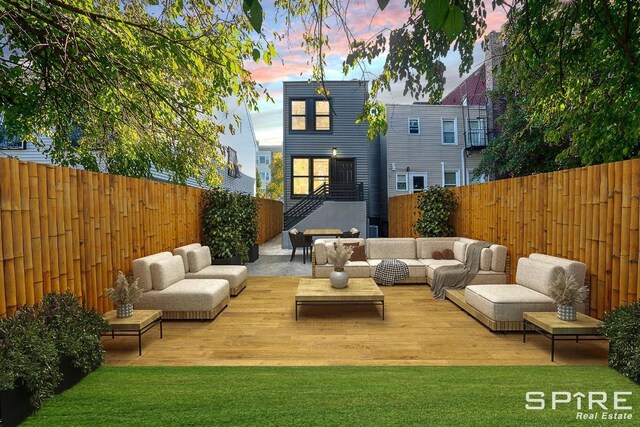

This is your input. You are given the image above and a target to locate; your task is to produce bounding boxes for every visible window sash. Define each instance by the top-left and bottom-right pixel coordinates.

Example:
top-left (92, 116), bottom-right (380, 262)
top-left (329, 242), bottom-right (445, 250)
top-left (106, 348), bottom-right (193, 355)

top-left (408, 118), bottom-right (420, 134)
top-left (292, 157), bottom-right (330, 196)
top-left (396, 174), bottom-right (408, 191)
top-left (443, 172), bottom-right (457, 187)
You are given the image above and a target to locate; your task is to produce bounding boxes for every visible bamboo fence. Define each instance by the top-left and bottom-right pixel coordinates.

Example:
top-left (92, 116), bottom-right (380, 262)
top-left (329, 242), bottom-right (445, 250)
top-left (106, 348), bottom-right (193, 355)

top-left (0, 158), bottom-right (283, 316)
top-left (388, 159), bottom-right (640, 319)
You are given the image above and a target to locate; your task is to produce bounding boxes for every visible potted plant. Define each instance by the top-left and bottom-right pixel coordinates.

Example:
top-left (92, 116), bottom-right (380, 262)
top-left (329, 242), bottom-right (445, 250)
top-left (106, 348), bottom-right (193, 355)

top-left (106, 271), bottom-right (142, 318)
top-left (601, 300), bottom-right (640, 383)
top-left (549, 272), bottom-right (589, 321)
top-left (38, 291), bottom-right (109, 393)
top-left (327, 239), bottom-right (353, 289)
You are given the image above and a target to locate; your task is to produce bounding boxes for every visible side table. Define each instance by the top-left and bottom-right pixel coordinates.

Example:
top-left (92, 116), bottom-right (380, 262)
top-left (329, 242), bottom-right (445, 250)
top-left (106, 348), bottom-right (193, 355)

top-left (103, 310), bottom-right (163, 356)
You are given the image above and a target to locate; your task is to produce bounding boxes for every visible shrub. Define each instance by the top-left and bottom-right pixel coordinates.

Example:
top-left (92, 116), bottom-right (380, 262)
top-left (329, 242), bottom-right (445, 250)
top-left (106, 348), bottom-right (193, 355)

top-left (414, 186), bottom-right (459, 237)
top-left (201, 188), bottom-right (258, 262)
top-left (0, 306), bottom-right (60, 408)
top-left (601, 300), bottom-right (640, 383)
top-left (39, 291), bottom-right (110, 374)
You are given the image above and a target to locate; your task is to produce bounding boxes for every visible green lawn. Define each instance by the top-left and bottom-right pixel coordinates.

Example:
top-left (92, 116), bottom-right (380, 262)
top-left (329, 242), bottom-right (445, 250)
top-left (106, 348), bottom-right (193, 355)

top-left (25, 366), bottom-right (638, 426)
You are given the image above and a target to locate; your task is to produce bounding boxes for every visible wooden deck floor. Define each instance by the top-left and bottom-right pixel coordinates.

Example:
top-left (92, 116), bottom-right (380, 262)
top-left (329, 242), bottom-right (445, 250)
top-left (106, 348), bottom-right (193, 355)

top-left (103, 277), bottom-right (609, 366)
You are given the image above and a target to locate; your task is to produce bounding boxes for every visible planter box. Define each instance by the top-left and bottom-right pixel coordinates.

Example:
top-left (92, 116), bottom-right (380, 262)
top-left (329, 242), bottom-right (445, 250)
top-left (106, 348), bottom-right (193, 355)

top-left (55, 357), bottom-right (86, 394)
top-left (210, 255), bottom-right (243, 265)
top-left (248, 244), bottom-right (259, 263)
top-left (0, 386), bottom-right (35, 427)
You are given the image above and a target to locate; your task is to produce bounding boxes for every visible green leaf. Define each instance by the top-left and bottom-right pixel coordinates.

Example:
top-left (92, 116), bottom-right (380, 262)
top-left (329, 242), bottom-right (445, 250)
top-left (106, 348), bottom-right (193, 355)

top-left (426, 0), bottom-right (450, 31)
top-left (377, 0), bottom-right (390, 11)
top-left (443, 5), bottom-right (464, 41)
top-left (252, 48), bottom-right (261, 62)
top-left (243, 0), bottom-right (263, 33)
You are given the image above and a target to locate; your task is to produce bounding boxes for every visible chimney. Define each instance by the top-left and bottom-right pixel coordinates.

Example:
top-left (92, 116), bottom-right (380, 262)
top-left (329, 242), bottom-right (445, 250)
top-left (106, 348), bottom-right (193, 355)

top-left (484, 31), bottom-right (504, 140)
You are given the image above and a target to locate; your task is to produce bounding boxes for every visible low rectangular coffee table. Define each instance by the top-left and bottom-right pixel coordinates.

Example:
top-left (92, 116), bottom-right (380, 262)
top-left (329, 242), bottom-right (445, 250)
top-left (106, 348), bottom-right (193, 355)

top-left (523, 312), bottom-right (604, 361)
top-left (103, 310), bottom-right (163, 356)
top-left (295, 278), bottom-right (384, 320)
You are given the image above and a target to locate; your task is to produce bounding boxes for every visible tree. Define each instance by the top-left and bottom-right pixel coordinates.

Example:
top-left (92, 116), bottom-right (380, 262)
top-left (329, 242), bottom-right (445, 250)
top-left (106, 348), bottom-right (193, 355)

top-left (0, 0), bottom-right (275, 185)
top-left (255, 167), bottom-right (264, 198)
top-left (265, 152), bottom-right (283, 200)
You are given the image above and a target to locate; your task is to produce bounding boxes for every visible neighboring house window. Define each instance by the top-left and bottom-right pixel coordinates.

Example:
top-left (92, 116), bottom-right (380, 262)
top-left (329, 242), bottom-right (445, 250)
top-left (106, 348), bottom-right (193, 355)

top-left (408, 118), bottom-right (420, 134)
top-left (396, 174), bottom-right (408, 191)
top-left (259, 172), bottom-right (270, 181)
top-left (227, 147), bottom-right (240, 178)
top-left (442, 119), bottom-right (457, 144)
top-left (468, 119), bottom-right (484, 147)
top-left (258, 155), bottom-right (269, 164)
top-left (289, 98), bottom-right (332, 132)
top-left (467, 169), bottom-right (486, 185)
top-left (443, 171), bottom-right (459, 187)
top-left (0, 127), bottom-right (24, 150)
top-left (292, 157), bottom-right (330, 196)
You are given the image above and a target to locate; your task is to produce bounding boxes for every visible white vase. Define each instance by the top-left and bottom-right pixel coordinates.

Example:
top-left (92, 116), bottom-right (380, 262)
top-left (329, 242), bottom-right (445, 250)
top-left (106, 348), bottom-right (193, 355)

top-left (557, 304), bottom-right (577, 321)
top-left (117, 303), bottom-right (134, 318)
top-left (330, 270), bottom-right (349, 289)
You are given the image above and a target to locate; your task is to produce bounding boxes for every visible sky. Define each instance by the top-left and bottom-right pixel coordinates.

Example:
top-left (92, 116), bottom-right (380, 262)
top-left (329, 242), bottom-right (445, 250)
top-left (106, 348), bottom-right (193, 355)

top-left (248, 1), bottom-right (508, 147)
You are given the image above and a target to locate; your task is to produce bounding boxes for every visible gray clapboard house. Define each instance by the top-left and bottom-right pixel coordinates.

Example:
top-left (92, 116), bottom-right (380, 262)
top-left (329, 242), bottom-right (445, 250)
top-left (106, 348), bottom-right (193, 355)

top-left (282, 80), bottom-right (381, 246)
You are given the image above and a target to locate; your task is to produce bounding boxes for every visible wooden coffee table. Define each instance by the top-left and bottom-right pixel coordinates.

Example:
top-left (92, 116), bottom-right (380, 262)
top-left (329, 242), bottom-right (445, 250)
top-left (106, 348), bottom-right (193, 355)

top-left (295, 278), bottom-right (385, 320)
top-left (103, 310), bottom-right (163, 356)
top-left (523, 312), bottom-right (605, 361)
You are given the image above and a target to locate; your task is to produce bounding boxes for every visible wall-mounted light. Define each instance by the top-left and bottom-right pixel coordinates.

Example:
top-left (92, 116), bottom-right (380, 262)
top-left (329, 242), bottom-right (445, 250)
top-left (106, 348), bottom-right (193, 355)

top-left (332, 147), bottom-right (337, 157)
top-left (406, 166), bottom-right (411, 172)
top-left (391, 162), bottom-right (396, 171)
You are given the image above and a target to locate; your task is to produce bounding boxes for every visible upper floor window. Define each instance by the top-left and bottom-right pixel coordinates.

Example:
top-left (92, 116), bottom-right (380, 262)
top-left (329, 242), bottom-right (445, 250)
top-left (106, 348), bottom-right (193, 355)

top-left (258, 154), bottom-right (270, 164)
top-left (227, 147), bottom-right (240, 178)
top-left (0, 126), bottom-right (24, 150)
top-left (468, 119), bottom-right (485, 147)
top-left (408, 118), bottom-right (420, 134)
top-left (289, 98), bottom-right (332, 132)
top-left (292, 157), bottom-right (330, 197)
top-left (259, 171), bottom-right (270, 181)
top-left (442, 119), bottom-right (457, 144)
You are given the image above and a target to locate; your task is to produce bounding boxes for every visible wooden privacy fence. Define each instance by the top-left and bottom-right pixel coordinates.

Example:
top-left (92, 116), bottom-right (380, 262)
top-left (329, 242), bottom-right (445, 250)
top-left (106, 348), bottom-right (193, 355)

top-left (257, 198), bottom-right (283, 244)
top-left (388, 159), bottom-right (640, 319)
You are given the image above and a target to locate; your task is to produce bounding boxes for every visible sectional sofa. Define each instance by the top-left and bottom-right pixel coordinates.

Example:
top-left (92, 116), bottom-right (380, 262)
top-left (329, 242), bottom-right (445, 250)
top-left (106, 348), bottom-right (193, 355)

top-left (312, 237), bottom-right (509, 285)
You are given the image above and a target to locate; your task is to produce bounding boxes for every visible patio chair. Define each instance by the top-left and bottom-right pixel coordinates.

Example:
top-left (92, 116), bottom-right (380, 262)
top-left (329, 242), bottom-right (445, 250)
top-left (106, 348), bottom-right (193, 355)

top-left (289, 229), bottom-right (311, 263)
top-left (341, 228), bottom-right (360, 238)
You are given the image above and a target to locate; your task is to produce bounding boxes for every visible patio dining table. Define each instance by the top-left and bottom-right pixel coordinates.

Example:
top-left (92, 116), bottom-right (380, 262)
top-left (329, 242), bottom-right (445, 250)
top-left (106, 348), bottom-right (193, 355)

top-left (301, 229), bottom-right (344, 263)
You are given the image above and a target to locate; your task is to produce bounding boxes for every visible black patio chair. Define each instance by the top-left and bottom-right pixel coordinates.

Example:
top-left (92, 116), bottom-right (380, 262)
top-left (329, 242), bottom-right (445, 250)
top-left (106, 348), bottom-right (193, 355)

top-left (289, 229), bottom-right (311, 263)
top-left (341, 228), bottom-right (360, 238)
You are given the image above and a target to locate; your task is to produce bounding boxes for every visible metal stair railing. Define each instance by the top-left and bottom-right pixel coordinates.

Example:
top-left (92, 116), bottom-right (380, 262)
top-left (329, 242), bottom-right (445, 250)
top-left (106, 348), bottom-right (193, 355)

top-left (284, 184), bottom-right (328, 230)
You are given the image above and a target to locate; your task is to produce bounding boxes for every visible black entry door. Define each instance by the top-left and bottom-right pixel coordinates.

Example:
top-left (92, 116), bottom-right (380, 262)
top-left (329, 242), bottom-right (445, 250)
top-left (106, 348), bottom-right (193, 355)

top-left (330, 158), bottom-right (356, 199)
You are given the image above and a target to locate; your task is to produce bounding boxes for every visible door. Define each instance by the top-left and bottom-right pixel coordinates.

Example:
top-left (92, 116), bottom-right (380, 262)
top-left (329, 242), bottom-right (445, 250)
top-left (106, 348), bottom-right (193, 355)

top-left (410, 173), bottom-right (427, 193)
top-left (330, 158), bottom-right (356, 199)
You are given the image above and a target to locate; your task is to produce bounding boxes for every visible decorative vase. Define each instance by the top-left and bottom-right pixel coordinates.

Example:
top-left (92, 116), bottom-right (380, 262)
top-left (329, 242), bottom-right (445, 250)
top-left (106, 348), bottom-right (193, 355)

top-left (330, 269), bottom-right (349, 289)
top-left (557, 304), bottom-right (577, 321)
top-left (116, 303), bottom-right (133, 318)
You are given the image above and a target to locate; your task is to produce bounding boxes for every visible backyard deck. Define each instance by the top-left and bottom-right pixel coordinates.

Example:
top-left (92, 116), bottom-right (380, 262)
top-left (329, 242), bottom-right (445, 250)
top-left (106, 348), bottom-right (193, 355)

top-left (102, 277), bottom-right (609, 366)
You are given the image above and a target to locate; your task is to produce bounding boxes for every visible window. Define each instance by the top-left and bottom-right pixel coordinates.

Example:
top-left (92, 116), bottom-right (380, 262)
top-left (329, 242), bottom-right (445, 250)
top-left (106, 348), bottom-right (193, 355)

top-left (468, 119), bottom-right (485, 147)
top-left (227, 147), bottom-right (240, 178)
top-left (289, 98), bottom-right (331, 132)
top-left (315, 100), bottom-right (330, 131)
top-left (259, 171), bottom-right (270, 181)
top-left (408, 118), bottom-right (420, 134)
top-left (442, 119), bottom-right (457, 144)
top-left (0, 126), bottom-right (24, 150)
top-left (292, 157), bottom-right (330, 197)
top-left (396, 174), bottom-right (408, 191)
top-left (443, 171), bottom-right (458, 187)
top-left (258, 155), bottom-right (270, 164)
top-left (467, 169), bottom-right (486, 185)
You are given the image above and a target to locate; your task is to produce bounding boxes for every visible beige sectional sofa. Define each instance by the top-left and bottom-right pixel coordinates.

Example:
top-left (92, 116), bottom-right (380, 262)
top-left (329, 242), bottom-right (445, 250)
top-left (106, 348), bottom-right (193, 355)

top-left (312, 237), bottom-right (509, 285)
top-left (132, 252), bottom-right (230, 320)
top-left (173, 243), bottom-right (248, 296)
top-left (446, 253), bottom-right (587, 331)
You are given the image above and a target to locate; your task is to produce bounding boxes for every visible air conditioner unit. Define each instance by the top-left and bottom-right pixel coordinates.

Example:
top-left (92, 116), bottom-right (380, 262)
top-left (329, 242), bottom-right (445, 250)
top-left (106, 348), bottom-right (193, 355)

top-left (368, 225), bottom-right (379, 238)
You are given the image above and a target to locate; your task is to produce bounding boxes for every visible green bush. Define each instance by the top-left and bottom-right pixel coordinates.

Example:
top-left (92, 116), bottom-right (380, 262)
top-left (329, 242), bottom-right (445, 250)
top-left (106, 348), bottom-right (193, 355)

top-left (39, 291), bottom-right (109, 373)
top-left (0, 306), bottom-right (60, 408)
top-left (414, 186), bottom-right (459, 237)
top-left (201, 188), bottom-right (258, 263)
top-left (601, 300), bottom-right (640, 383)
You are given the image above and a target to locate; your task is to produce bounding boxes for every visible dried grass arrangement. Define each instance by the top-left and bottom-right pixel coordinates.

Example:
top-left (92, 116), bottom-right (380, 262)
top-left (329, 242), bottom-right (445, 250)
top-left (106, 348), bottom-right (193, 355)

top-left (327, 239), bottom-right (353, 272)
top-left (549, 271), bottom-right (589, 306)
top-left (106, 271), bottom-right (142, 306)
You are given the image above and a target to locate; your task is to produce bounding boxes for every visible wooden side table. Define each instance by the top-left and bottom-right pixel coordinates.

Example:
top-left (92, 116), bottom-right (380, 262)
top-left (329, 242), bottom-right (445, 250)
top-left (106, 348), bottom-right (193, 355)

top-left (523, 312), bottom-right (605, 361)
top-left (103, 310), bottom-right (163, 356)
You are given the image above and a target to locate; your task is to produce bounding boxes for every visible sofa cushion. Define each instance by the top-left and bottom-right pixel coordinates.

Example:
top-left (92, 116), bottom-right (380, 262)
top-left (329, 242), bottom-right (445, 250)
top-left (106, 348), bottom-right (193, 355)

top-left (490, 245), bottom-right (507, 272)
top-left (185, 265), bottom-right (247, 292)
top-left (453, 241), bottom-right (467, 262)
top-left (528, 253), bottom-right (587, 286)
top-left (187, 246), bottom-right (212, 273)
top-left (480, 248), bottom-right (492, 271)
top-left (132, 252), bottom-right (173, 292)
top-left (432, 251), bottom-right (443, 260)
top-left (468, 271), bottom-right (508, 285)
top-left (442, 249), bottom-right (454, 260)
top-left (314, 238), bottom-right (365, 265)
top-left (416, 238), bottom-right (456, 259)
top-left (173, 243), bottom-right (203, 273)
top-left (135, 279), bottom-right (229, 312)
top-left (465, 284), bottom-right (556, 322)
top-left (421, 259), bottom-right (463, 280)
top-left (315, 261), bottom-right (371, 278)
top-left (515, 258), bottom-right (563, 297)
top-left (366, 238), bottom-right (416, 260)
top-left (150, 255), bottom-right (186, 291)
top-left (368, 259), bottom-right (426, 278)
top-left (344, 243), bottom-right (367, 262)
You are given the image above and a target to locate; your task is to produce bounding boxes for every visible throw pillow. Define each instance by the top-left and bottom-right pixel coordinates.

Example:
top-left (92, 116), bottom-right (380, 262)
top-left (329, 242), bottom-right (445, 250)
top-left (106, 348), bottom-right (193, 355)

top-left (432, 251), bottom-right (443, 260)
top-left (341, 242), bottom-right (367, 262)
top-left (442, 249), bottom-right (454, 260)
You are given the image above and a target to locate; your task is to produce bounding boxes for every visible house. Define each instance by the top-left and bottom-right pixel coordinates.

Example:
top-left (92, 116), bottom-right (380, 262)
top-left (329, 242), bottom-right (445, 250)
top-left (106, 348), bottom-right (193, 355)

top-left (282, 80), bottom-right (381, 246)
top-left (0, 97), bottom-right (258, 195)
top-left (256, 144), bottom-right (282, 190)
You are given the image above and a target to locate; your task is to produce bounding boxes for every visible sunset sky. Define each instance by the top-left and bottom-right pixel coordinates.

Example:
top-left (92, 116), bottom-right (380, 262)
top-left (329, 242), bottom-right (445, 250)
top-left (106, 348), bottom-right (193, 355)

top-left (248, 1), bottom-right (508, 147)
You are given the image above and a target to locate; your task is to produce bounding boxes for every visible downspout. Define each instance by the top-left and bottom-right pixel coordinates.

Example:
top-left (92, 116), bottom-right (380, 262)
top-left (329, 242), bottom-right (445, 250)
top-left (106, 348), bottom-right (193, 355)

top-left (460, 147), bottom-right (466, 186)
top-left (441, 162), bottom-right (445, 186)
